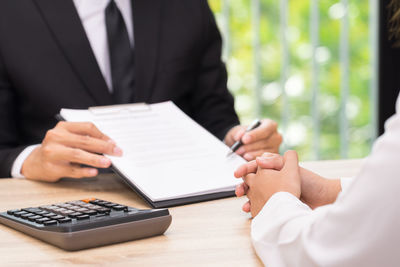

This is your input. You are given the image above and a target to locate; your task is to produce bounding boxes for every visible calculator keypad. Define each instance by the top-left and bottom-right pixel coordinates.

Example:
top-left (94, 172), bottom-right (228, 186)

top-left (6, 199), bottom-right (132, 226)
top-left (0, 198), bottom-right (171, 251)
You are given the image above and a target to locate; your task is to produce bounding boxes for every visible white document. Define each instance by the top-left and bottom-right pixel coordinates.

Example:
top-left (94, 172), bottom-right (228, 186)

top-left (60, 102), bottom-right (245, 202)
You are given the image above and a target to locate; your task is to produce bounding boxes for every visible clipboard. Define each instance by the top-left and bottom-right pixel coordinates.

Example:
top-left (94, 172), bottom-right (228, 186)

top-left (58, 102), bottom-right (245, 208)
top-left (111, 165), bottom-right (235, 208)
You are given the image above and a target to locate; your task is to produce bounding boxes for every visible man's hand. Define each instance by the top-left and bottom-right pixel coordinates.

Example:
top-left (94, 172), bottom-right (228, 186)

top-left (235, 152), bottom-right (341, 211)
top-left (21, 122), bottom-right (123, 182)
top-left (238, 151), bottom-right (301, 217)
top-left (224, 119), bottom-right (282, 161)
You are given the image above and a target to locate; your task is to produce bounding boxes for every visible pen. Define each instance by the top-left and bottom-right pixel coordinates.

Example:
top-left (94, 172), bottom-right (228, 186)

top-left (227, 119), bottom-right (262, 156)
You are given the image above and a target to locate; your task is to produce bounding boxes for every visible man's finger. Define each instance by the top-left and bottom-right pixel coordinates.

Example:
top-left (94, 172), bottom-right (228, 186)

top-left (234, 127), bottom-right (246, 142)
top-left (61, 131), bottom-right (122, 156)
top-left (52, 163), bottom-right (98, 179)
top-left (234, 160), bottom-right (258, 178)
top-left (241, 119), bottom-right (278, 144)
top-left (236, 139), bottom-right (269, 155)
top-left (53, 147), bottom-right (112, 169)
top-left (238, 133), bottom-right (282, 156)
top-left (58, 122), bottom-right (111, 141)
top-left (65, 165), bottom-right (98, 179)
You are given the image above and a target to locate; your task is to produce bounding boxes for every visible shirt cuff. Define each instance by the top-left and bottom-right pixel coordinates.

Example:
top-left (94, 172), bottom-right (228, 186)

top-left (340, 177), bottom-right (354, 193)
top-left (251, 192), bottom-right (312, 262)
top-left (252, 192), bottom-right (311, 232)
top-left (11, 144), bottom-right (40, 178)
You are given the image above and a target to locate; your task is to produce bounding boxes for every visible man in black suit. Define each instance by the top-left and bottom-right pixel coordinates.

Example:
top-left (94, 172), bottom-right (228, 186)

top-left (0, 0), bottom-right (282, 181)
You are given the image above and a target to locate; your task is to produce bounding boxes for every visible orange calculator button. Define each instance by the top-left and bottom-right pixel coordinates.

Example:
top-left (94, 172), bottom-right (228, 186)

top-left (81, 198), bottom-right (96, 203)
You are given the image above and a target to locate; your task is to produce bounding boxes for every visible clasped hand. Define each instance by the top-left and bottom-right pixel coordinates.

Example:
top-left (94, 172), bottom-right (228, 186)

top-left (234, 151), bottom-right (301, 217)
top-left (234, 152), bottom-right (342, 217)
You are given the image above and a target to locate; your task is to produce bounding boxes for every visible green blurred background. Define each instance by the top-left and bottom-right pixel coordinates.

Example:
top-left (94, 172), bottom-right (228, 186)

top-left (209, 0), bottom-right (373, 161)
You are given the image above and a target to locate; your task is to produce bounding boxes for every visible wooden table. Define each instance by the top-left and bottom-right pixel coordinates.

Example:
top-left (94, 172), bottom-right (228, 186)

top-left (0, 159), bottom-right (364, 266)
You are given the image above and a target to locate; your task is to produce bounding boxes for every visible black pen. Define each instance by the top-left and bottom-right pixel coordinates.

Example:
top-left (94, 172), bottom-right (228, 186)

top-left (227, 119), bottom-right (262, 156)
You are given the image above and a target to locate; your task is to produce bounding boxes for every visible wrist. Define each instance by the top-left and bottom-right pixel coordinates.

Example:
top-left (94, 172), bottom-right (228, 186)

top-left (323, 178), bottom-right (341, 203)
top-left (21, 146), bottom-right (41, 179)
top-left (11, 144), bottom-right (40, 178)
top-left (299, 167), bottom-right (341, 208)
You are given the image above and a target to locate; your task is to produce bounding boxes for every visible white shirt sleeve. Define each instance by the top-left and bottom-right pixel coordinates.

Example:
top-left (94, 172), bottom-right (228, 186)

top-left (251, 95), bottom-right (400, 267)
top-left (11, 144), bottom-right (40, 178)
top-left (340, 177), bottom-right (354, 193)
top-left (72, 0), bottom-right (134, 92)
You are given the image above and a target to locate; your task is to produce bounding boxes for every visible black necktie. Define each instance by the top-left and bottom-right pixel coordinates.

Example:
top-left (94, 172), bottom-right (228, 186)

top-left (105, 0), bottom-right (135, 104)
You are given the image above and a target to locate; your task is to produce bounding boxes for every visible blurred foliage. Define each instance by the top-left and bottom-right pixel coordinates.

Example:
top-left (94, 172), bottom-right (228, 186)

top-left (209, 0), bottom-right (373, 160)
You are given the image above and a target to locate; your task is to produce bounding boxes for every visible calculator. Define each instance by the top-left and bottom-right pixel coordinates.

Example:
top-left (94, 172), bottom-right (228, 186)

top-left (0, 198), bottom-right (172, 251)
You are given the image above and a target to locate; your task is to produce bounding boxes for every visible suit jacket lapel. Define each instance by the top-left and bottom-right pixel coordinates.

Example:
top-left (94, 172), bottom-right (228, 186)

top-left (33, 0), bottom-right (114, 106)
top-left (132, 0), bottom-right (163, 102)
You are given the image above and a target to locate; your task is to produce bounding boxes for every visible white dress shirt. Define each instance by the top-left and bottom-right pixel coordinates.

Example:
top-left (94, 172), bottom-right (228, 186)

top-left (11, 0), bottom-right (133, 178)
top-left (73, 0), bottom-right (134, 91)
top-left (251, 95), bottom-right (400, 266)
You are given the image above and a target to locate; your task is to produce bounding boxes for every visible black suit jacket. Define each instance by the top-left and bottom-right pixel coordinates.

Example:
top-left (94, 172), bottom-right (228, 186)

top-left (0, 0), bottom-right (240, 177)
